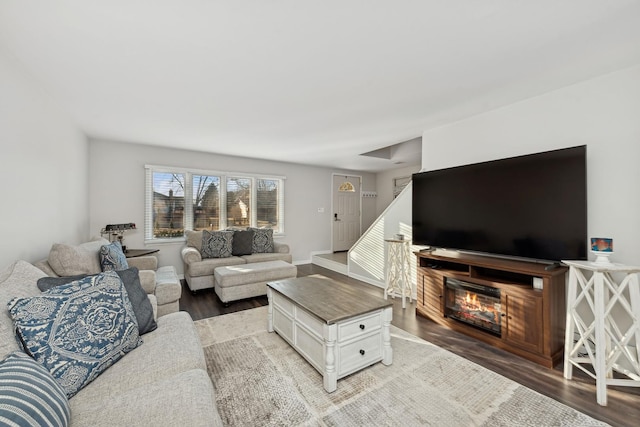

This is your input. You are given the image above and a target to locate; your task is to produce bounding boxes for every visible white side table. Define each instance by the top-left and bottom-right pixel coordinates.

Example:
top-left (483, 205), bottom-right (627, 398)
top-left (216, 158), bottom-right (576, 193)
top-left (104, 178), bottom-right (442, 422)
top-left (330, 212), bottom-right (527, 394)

top-left (562, 260), bottom-right (640, 405)
top-left (384, 239), bottom-right (412, 308)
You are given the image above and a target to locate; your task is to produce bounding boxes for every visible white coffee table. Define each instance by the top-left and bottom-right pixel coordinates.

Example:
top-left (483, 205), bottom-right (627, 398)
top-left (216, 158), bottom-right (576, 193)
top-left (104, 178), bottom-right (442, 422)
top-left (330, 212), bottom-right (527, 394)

top-left (267, 275), bottom-right (393, 393)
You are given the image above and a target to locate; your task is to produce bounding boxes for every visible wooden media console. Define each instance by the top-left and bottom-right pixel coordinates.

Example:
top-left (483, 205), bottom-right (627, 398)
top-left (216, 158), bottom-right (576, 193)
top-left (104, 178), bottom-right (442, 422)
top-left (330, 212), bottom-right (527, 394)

top-left (415, 249), bottom-right (567, 368)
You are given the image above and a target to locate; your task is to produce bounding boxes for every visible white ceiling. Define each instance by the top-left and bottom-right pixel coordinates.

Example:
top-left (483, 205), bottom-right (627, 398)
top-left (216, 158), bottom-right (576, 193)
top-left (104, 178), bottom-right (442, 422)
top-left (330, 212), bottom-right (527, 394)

top-left (2, 1), bottom-right (640, 172)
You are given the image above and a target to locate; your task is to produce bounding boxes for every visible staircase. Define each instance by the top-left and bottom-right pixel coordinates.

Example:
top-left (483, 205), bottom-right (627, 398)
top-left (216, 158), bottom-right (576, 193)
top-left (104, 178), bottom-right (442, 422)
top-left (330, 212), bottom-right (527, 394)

top-left (310, 251), bottom-right (348, 275)
top-left (312, 182), bottom-right (419, 297)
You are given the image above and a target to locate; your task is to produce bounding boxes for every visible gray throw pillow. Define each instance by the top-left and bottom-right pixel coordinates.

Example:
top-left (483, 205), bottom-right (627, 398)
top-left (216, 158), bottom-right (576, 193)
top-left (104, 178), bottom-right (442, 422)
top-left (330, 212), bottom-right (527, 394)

top-left (201, 230), bottom-right (234, 258)
top-left (250, 227), bottom-right (274, 253)
top-left (231, 230), bottom-right (254, 256)
top-left (36, 267), bottom-right (157, 335)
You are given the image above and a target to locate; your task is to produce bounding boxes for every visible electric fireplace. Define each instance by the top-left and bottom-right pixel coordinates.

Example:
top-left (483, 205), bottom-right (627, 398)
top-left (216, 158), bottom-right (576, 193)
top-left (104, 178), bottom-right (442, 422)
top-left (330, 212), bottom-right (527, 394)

top-left (444, 278), bottom-right (502, 336)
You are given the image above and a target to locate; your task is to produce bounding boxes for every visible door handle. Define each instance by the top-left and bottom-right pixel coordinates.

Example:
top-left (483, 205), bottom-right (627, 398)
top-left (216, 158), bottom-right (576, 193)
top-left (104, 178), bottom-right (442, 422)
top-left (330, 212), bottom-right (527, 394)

top-left (334, 213), bottom-right (341, 221)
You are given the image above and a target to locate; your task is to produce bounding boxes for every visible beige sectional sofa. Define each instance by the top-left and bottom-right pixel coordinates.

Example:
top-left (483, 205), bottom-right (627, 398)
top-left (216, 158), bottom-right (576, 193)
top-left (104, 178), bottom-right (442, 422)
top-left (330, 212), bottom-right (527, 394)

top-left (0, 240), bottom-right (222, 426)
top-left (181, 230), bottom-right (293, 294)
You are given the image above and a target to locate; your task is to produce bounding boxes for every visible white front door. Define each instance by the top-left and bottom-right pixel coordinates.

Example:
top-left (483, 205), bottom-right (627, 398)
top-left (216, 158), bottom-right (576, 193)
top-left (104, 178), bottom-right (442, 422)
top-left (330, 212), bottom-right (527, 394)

top-left (332, 175), bottom-right (361, 252)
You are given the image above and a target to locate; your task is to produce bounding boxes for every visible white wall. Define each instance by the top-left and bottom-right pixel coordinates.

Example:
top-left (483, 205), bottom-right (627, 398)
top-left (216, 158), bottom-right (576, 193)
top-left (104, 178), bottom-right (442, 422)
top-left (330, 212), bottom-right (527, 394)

top-left (88, 139), bottom-right (376, 273)
top-left (375, 164), bottom-right (422, 216)
top-left (422, 64), bottom-right (640, 266)
top-left (0, 47), bottom-right (88, 270)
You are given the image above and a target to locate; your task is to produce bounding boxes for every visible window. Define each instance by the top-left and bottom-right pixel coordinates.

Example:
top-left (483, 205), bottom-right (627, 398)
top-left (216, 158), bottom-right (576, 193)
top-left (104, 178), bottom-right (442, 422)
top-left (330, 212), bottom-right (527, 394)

top-left (145, 166), bottom-right (285, 242)
top-left (193, 175), bottom-right (220, 231)
top-left (226, 177), bottom-right (251, 227)
top-left (150, 172), bottom-right (185, 238)
top-left (257, 179), bottom-right (279, 229)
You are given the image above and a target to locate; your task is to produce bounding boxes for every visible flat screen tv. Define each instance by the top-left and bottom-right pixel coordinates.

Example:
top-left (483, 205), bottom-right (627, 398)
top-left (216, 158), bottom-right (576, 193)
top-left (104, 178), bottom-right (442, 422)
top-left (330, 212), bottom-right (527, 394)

top-left (412, 145), bottom-right (587, 263)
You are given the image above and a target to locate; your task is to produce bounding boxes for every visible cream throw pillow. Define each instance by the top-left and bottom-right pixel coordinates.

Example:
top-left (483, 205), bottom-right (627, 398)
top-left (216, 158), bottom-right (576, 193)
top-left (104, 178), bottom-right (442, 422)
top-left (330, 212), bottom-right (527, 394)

top-left (48, 239), bottom-right (107, 276)
top-left (185, 230), bottom-right (203, 252)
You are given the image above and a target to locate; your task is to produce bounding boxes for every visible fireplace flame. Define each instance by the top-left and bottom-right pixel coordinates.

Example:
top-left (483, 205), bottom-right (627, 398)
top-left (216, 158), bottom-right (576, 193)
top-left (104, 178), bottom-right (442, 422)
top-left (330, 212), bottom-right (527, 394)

top-left (446, 282), bottom-right (502, 335)
top-left (464, 291), bottom-right (478, 309)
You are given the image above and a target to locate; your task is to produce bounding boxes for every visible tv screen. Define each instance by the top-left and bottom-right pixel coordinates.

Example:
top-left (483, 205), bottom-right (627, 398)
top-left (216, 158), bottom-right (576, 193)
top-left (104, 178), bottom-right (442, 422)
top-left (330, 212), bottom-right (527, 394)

top-left (412, 145), bottom-right (587, 262)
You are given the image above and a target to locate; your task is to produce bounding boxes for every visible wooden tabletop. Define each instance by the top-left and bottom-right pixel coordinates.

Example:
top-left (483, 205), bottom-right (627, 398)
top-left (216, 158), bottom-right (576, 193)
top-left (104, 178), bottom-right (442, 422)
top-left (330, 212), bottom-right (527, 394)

top-left (124, 248), bottom-right (159, 258)
top-left (267, 275), bottom-right (392, 324)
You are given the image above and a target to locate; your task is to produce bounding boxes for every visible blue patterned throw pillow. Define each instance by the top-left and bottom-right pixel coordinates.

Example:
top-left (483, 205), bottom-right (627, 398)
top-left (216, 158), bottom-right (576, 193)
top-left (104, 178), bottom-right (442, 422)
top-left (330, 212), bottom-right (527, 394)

top-left (201, 230), bottom-right (234, 258)
top-left (8, 271), bottom-right (142, 398)
top-left (100, 241), bottom-right (129, 271)
top-left (0, 351), bottom-right (71, 427)
top-left (250, 227), bottom-right (274, 253)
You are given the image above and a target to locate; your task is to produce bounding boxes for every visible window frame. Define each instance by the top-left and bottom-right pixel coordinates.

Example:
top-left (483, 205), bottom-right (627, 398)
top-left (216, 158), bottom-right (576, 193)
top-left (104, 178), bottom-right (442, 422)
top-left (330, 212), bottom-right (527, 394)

top-left (145, 164), bottom-right (285, 243)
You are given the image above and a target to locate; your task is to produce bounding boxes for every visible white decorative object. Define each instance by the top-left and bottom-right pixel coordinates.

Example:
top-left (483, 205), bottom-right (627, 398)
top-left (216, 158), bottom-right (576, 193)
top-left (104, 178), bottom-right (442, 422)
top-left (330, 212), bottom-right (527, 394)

top-left (591, 250), bottom-right (614, 266)
top-left (590, 237), bottom-right (614, 265)
top-left (384, 238), bottom-right (412, 308)
top-left (562, 260), bottom-right (640, 406)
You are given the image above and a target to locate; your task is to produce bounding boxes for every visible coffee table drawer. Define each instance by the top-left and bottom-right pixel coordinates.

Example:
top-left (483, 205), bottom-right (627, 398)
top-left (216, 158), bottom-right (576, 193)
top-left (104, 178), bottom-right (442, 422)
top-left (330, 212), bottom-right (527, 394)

top-left (338, 333), bottom-right (382, 376)
top-left (338, 311), bottom-right (382, 342)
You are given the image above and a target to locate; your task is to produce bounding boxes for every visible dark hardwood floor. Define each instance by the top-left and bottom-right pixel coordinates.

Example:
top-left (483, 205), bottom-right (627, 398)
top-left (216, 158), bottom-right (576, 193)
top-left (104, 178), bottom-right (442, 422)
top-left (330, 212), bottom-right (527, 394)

top-left (179, 263), bottom-right (640, 427)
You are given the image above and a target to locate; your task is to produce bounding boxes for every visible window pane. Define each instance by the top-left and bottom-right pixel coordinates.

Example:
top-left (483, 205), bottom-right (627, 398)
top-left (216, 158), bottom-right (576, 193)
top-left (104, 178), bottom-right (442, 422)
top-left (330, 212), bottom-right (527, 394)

top-left (257, 179), bottom-right (279, 232)
top-left (152, 172), bottom-right (185, 238)
top-left (193, 175), bottom-right (220, 230)
top-left (226, 177), bottom-right (251, 228)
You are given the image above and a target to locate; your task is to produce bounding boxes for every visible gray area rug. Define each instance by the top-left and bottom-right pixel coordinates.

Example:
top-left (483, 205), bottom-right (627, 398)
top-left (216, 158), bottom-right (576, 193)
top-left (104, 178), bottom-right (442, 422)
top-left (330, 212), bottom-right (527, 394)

top-left (195, 307), bottom-right (608, 426)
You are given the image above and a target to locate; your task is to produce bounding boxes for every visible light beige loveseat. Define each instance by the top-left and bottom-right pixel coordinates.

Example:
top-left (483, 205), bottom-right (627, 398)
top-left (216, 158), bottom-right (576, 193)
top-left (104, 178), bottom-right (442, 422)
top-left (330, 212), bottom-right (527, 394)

top-left (0, 257), bottom-right (222, 425)
top-left (181, 230), bottom-right (293, 293)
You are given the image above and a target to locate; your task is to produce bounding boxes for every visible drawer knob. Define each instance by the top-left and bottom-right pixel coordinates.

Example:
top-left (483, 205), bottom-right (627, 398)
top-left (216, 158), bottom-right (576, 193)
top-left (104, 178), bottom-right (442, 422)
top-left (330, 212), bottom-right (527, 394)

top-left (359, 349), bottom-right (365, 356)
top-left (359, 324), bottom-right (365, 330)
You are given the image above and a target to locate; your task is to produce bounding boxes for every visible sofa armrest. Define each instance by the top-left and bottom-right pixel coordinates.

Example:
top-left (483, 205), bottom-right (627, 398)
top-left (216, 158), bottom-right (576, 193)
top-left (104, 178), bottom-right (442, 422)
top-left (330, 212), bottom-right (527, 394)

top-left (147, 294), bottom-right (158, 321)
top-left (181, 246), bottom-right (202, 264)
top-left (127, 255), bottom-right (158, 271)
top-left (138, 270), bottom-right (157, 294)
top-left (273, 241), bottom-right (290, 254)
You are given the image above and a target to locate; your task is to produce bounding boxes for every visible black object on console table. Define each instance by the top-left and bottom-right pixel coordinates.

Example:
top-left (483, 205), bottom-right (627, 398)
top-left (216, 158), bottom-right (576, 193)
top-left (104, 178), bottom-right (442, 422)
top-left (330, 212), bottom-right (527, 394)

top-left (415, 249), bottom-right (567, 368)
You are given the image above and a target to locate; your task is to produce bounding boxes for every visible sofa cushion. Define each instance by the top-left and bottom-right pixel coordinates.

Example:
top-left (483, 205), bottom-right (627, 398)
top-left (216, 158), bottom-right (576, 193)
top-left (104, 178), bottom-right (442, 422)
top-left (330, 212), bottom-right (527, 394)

top-left (36, 267), bottom-right (157, 335)
top-left (69, 311), bottom-right (206, 401)
top-left (214, 260), bottom-right (297, 288)
top-left (100, 241), bottom-right (129, 271)
top-left (186, 257), bottom-right (245, 278)
top-left (0, 351), bottom-right (71, 427)
top-left (0, 261), bottom-right (47, 360)
top-left (201, 230), bottom-right (234, 258)
top-left (8, 271), bottom-right (142, 398)
top-left (47, 239), bottom-right (108, 276)
top-left (240, 252), bottom-right (293, 264)
top-left (231, 229), bottom-right (254, 256)
top-left (250, 227), bottom-right (274, 253)
top-left (69, 369), bottom-right (220, 427)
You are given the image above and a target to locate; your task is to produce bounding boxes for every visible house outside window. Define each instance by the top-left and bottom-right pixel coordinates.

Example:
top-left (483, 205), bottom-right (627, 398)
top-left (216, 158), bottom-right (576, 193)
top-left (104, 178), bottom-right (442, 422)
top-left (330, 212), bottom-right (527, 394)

top-left (145, 165), bottom-right (285, 242)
